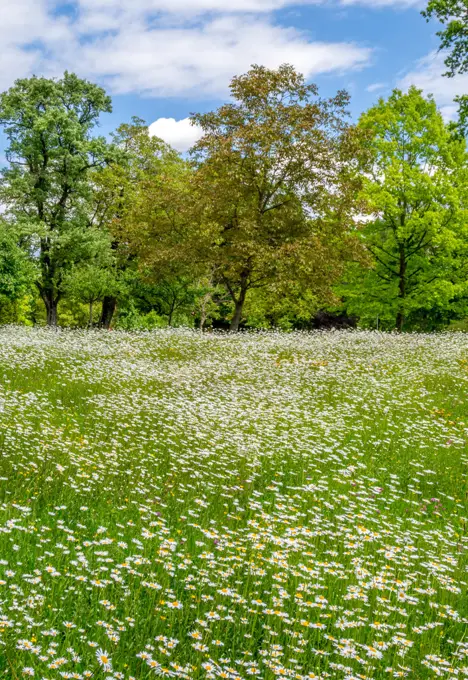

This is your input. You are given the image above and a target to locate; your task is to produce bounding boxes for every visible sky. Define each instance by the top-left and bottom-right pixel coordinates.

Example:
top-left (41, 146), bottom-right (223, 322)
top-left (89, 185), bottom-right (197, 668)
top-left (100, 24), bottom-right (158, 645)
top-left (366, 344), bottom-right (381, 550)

top-left (1, 0), bottom-right (467, 152)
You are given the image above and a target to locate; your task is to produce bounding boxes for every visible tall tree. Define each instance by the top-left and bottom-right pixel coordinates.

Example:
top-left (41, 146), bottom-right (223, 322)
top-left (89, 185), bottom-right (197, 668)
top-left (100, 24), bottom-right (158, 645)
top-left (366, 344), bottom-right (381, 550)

top-left (190, 64), bottom-right (363, 331)
top-left (92, 119), bottom-right (183, 328)
top-left (345, 87), bottom-right (468, 331)
top-left (423, 0), bottom-right (468, 130)
top-left (0, 72), bottom-right (114, 325)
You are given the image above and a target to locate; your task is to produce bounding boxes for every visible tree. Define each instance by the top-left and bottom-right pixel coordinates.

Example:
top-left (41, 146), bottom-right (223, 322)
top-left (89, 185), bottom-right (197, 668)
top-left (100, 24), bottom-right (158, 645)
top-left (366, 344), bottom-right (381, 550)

top-left (61, 228), bottom-right (119, 327)
top-left (193, 274), bottom-right (229, 330)
top-left (190, 64), bottom-right (364, 331)
top-left (92, 119), bottom-right (183, 328)
top-left (0, 221), bottom-right (34, 305)
top-left (62, 263), bottom-right (119, 327)
top-left (344, 87), bottom-right (468, 331)
top-left (0, 72), bottom-right (114, 326)
top-left (131, 274), bottom-right (199, 327)
top-left (423, 0), bottom-right (468, 131)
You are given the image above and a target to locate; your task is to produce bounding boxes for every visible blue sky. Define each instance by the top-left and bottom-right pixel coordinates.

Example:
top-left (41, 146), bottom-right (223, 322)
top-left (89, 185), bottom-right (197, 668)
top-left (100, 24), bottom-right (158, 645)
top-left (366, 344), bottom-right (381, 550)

top-left (2, 0), bottom-right (467, 151)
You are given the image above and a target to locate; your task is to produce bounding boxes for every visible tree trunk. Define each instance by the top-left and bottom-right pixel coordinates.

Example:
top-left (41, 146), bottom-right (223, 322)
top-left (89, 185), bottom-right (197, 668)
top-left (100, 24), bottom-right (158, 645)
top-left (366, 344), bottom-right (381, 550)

top-left (39, 239), bottom-right (59, 327)
top-left (224, 271), bottom-right (249, 332)
top-left (396, 244), bottom-right (407, 332)
top-left (89, 300), bottom-right (94, 328)
top-left (199, 314), bottom-right (206, 331)
top-left (40, 289), bottom-right (58, 327)
top-left (168, 299), bottom-right (175, 327)
top-left (230, 292), bottom-right (247, 332)
top-left (396, 311), bottom-right (404, 333)
top-left (100, 296), bottom-right (117, 329)
top-left (46, 300), bottom-right (58, 327)
top-left (199, 294), bottom-right (210, 331)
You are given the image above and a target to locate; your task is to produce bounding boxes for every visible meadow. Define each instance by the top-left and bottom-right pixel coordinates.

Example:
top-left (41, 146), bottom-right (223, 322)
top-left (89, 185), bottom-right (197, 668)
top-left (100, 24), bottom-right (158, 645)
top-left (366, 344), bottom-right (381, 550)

top-left (0, 328), bottom-right (468, 680)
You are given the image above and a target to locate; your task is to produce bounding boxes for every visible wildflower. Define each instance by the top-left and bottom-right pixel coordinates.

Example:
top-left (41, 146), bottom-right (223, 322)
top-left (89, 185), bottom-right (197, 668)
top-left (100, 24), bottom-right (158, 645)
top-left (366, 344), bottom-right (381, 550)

top-left (96, 649), bottom-right (112, 672)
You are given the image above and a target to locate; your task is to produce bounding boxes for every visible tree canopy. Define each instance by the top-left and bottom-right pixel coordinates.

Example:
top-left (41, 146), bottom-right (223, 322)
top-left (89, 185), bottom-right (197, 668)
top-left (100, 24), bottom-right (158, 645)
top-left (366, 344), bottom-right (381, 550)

top-left (423, 0), bottom-right (468, 131)
top-left (189, 64), bottom-right (365, 330)
top-left (0, 72), bottom-right (115, 325)
top-left (1, 62), bottom-right (468, 332)
top-left (342, 87), bottom-right (468, 331)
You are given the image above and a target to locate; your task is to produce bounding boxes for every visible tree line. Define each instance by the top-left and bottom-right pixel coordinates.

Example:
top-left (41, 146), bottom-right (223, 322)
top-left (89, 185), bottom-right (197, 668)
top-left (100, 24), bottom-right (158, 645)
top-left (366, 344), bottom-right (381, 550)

top-left (0, 0), bottom-right (468, 332)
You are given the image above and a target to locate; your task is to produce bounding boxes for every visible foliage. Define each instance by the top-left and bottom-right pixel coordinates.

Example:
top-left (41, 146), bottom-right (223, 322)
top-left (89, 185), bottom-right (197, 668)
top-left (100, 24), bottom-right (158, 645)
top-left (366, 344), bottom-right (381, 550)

top-left (1, 65), bottom-right (468, 330)
top-left (189, 64), bottom-right (366, 330)
top-left (129, 276), bottom-right (197, 327)
top-left (423, 0), bottom-right (468, 131)
top-left (0, 72), bottom-right (115, 325)
top-left (342, 87), bottom-right (468, 331)
top-left (62, 263), bottom-right (120, 326)
top-left (92, 119), bottom-right (188, 328)
top-left (0, 221), bottom-right (34, 303)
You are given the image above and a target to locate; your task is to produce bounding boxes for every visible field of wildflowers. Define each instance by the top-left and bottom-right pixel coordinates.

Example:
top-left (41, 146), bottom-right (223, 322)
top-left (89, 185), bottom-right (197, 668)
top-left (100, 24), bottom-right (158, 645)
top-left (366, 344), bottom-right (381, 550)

top-left (0, 328), bottom-right (468, 680)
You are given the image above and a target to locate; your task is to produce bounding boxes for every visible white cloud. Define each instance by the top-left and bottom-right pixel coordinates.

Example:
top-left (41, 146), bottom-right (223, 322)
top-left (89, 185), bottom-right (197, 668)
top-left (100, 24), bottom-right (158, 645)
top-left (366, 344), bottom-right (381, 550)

top-left (74, 17), bottom-right (371, 96)
top-left (0, 2), bottom-right (373, 98)
top-left (342, 0), bottom-right (422, 5)
top-left (76, 0), bottom-right (299, 16)
top-left (366, 82), bottom-right (387, 93)
top-left (149, 117), bottom-right (203, 152)
top-left (0, 0), bottom-right (72, 88)
top-left (74, 0), bottom-right (422, 17)
top-left (399, 51), bottom-right (468, 120)
top-left (0, 0), bottom-right (428, 100)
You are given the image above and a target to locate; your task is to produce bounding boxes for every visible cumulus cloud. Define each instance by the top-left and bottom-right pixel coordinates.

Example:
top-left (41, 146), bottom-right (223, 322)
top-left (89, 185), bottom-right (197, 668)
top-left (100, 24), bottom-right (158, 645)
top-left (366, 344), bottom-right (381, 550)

top-left (399, 51), bottom-right (468, 121)
top-left (0, 0), bottom-right (72, 88)
top-left (149, 118), bottom-right (204, 152)
top-left (74, 17), bottom-right (371, 97)
top-left (0, 0), bottom-right (423, 99)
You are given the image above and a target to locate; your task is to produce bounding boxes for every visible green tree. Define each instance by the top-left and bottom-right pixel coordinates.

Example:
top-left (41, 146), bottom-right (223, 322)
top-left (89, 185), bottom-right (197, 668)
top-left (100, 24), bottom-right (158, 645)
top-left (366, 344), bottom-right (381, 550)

top-left (61, 233), bottom-right (119, 327)
top-left (192, 274), bottom-right (230, 330)
top-left (130, 274), bottom-right (198, 327)
top-left (423, 0), bottom-right (468, 130)
top-left (345, 87), bottom-right (468, 331)
top-left (92, 119), bottom-right (183, 328)
top-left (190, 64), bottom-right (364, 331)
top-left (0, 221), bottom-right (34, 305)
top-left (0, 72), bottom-right (115, 326)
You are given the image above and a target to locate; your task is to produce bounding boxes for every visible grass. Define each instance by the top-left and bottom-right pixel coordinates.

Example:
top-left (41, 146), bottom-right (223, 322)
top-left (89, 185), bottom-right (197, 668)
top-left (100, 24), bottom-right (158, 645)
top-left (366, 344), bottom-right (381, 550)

top-left (0, 327), bottom-right (467, 680)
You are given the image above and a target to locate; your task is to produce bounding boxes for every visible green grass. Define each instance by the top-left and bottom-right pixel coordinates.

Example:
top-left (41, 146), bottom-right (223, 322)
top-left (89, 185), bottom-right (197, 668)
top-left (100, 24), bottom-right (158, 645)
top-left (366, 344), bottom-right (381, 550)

top-left (0, 327), bottom-right (468, 680)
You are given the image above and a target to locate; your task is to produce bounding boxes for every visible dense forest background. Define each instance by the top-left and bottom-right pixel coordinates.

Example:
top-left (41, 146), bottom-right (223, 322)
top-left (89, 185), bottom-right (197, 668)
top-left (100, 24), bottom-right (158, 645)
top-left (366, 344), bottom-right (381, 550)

top-left (1, 0), bottom-right (468, 333)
